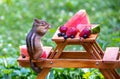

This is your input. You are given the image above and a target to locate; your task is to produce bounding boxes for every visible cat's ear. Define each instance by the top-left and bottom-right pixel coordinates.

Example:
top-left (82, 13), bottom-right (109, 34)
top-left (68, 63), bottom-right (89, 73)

top-left (34, 18), bottom-right (39, 23)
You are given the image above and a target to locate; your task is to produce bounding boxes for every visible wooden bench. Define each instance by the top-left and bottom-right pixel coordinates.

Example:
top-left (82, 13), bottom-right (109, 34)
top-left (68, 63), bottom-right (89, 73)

top-left (18, 46), bottom-right (52, 67)
top-left (103, 47), bottom-right (119, 63)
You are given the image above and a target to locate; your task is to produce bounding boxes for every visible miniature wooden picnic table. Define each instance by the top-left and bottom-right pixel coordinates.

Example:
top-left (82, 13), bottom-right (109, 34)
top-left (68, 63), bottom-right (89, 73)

top-left (18, 29), bottom-right (120, 79)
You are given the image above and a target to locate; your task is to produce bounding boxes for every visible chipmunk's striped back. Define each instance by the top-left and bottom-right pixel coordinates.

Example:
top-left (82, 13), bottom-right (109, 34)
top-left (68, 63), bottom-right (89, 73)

top-left (26, 28), bottom-right (42, 73)
top-left (26, 18), bottom-right (50, 73)
top-left (26, 28), bottom-right (36, 59)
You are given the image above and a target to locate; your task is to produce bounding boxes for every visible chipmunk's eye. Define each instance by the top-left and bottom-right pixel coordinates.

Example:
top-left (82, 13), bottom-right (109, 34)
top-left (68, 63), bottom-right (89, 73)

top-left (41, 22), bottom-right (46, 25)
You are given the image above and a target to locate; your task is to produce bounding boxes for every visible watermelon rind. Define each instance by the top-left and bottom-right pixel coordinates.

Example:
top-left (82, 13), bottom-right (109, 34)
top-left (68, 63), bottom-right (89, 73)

top-left (91, 24), bottom-right (100, 34)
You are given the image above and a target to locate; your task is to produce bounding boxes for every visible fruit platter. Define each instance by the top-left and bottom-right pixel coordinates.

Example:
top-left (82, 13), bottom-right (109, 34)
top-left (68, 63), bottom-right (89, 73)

top-left (52, 9), bottom-right (100, 42)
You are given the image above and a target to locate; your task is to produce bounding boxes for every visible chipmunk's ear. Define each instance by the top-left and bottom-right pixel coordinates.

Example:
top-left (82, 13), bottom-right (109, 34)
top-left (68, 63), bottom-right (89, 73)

top-left (34, 18), bottom-right (39, 23)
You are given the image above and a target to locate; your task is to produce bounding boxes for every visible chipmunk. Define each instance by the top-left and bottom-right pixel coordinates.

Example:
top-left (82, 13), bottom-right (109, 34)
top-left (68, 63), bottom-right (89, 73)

top-left (26, 18), bottom-right (50, 73)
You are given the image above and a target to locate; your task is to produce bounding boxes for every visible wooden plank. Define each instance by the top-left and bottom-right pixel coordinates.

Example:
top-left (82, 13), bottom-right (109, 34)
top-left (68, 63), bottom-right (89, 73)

top-left (43, 47), bottom-right (53, 58)
top-left (18, 52), bottom-right (120, 67)
top-left (100, 69), bottom-right (116, 79)
top-left (88, 42), bottom-right (102, 59)
top-left (82, 42), bottom-right (97, 59)
top-left (36, 68), bottom-right (50, 79)
top-left (52, 28), bottom-right (98, 43)
top-left (91, 42), bottom-right (120, 78)
top-left (94, 41), bottom-right (104, 57)
top-left (60, 51), bottom-right (93, 59)
top-left (119, 55), bottom-right (120, 60)
top-left (92, 42), bottom-right (104, 57)
top-left (18, 51), bottom-right (93, 62)
top-left (110, 69), bottom-right (120, 79)
top-left (101, 47), bottom-right (120, 79)
top-left (53, 42), bottom-right (67, 58)
top-left (36, 42), bottom-right (66, 79)
top-left (18, 58), bottom-right (120, 69)
top-left (103, 47), bottom-right (119, 63)
top-left (48, 44), bottom-right (61, 59)
top-left (36, 59), bottom-right (120, 69)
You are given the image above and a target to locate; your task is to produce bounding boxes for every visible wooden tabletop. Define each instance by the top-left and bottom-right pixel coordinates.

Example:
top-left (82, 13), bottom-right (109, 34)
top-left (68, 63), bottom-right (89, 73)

top-left (52, 28), bottom-right (98, 43)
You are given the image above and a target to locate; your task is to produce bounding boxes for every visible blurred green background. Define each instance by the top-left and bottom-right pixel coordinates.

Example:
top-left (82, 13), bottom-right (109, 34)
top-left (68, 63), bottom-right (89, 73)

top-left (0, 0), bottom-right (120, 79)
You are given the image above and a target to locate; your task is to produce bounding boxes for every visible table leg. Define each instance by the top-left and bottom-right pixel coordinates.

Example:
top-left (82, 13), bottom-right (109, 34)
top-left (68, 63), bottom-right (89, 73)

top-left (81, 42), bottom-right (95, 59)
top-left (49, 44), bottom-right (62, 59)
top-left (93, 41), bottom-right (104, 57)
top-left (88, 42), bottom-right (102, 59)
top-left (36, 46), bottom-right (59, 79)
top-left (36, 68), bottom-right (51, 79)
top-left (36, 42), bottom-right (67, 79)
top-left (93, 42), bottom-right (120, 79)
top-left (110, 69), bottom-right (120, 79)
top-left (54, 42), bottom-right (67, 58)
top-left (83, 42), bottom-right (116, 79)
top-left (100, 69), bottom-right (116, 79)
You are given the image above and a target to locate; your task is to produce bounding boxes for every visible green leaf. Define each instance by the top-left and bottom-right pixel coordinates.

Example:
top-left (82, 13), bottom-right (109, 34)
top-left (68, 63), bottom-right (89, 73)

top-left (1, 69), bottom-right (13, 74)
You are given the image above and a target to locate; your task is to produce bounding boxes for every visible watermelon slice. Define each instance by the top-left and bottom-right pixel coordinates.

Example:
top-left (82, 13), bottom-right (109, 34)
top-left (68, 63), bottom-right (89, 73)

top-left (58, 9), bottom-right (92, 39)
top-left (19, 45), bottom-right (29, 57)
top-left (19, 45), bottom-right (48, 58)
top-left (41, 51), bottom-right (47, 58)
top-left (64, 9), bottom-right (90, 28)
top-left (77, 24), bottom-right (90, 32)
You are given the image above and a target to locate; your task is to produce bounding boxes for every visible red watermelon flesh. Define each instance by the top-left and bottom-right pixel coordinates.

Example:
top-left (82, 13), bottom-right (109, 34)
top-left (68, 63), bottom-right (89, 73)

top-left (66, 27), bottom-right (78, 37)
top-left (20, 45), bottom-right (47, 58)
top-left (77, 24), bottom-right (91, 32)
top-left (19, 45), bottom-right (29, 57)
top-left (64, 9), bottom-right (90, 28)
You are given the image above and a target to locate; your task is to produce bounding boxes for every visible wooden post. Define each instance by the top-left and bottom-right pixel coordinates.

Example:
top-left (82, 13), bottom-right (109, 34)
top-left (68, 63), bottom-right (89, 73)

top-left (36, 42), bottom-right (67, 79)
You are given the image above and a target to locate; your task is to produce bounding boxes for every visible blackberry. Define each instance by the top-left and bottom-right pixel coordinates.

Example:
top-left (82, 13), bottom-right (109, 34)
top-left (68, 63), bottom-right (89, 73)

top-left (61, 33), bottom-right (66, 36)
top-left (22, 54), bottom-right (26, 58)
top-left (83, 34), bottom-right (88, 39)
top-left (71, 35), bottom-right (75, 39)
top-left (64, 35), bottom-right (68, 40)
top-left (57, 33), bottom-right (62, 37)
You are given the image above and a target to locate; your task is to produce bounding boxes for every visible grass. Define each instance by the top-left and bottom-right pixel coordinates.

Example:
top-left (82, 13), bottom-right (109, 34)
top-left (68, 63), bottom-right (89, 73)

top-left (0, 0), bottom-right (120, 78)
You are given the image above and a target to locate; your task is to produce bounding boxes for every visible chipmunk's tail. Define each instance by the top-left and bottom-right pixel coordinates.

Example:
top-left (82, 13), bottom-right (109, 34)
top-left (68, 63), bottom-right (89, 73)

top-left (30, 59), bottom-right (42, 74)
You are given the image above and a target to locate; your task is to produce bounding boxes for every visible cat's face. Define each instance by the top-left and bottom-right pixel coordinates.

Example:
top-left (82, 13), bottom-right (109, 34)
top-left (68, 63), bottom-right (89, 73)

top-left (33, 18), bottom-right (50, 35)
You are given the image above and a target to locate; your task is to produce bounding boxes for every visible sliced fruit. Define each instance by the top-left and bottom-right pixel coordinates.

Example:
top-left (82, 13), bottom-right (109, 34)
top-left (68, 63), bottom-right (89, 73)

top-left (64, 9), bottom-right (90, 28)
top-left (71, 35), bottom-right (75, 39)
top-left (77, 24), bottom-right (90, 32)
top-left (61, 33), bottom-right (66, 36)
top-left (64, 35), bottom-right (68, 39)
top-left (59, 26), bottom-right (68, 33)
top-left (19, 45), bottom-right (29, 57)
top-left (83, 34), bottom-right (88, 39)
top-left (79, 28), bottom-right (91, 38)
top-left (41, 51), bottom-right (47, 58)
top-left (57, 9), bottom-right (99, 39)
top-left (66, 27), bottom-right (77, 38)
top-left (91, 24), bottom-right (100, 34)
top-left (57, 33), bottom-right (62, 37)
